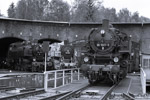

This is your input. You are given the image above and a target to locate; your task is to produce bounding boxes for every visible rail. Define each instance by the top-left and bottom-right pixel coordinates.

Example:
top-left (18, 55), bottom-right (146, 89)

top-left (39, 91), bottom-right (71, 100)
top-left (56, 84), bottom-right (89, 100)
top-left (140, 68), bottom-right (146, 94)
top-left (100, 83), bottom-right (118, 100)
top-left (122, 93), bottom-right (134, 100)
top-left (44, 68), bottom-right (80, 91)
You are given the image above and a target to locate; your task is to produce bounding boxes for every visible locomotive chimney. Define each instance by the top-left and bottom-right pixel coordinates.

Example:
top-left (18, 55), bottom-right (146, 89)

top-left (102, 19), bottom-right (109, 31)
top-left (64, 40), bottom-right (69, 45)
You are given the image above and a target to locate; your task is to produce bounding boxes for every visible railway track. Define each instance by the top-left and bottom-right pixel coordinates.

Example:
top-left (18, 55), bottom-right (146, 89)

top-left (0, 87), bottom-right (136, 100)
top-left (55, 79), bottom-right (136, 100)
top-left (100, 83), bottom-right (118, 100)
top-left (0, 89), bottom-right (69, 100)
top-left (0, 87), bottom-right (72, 100)
top-left (0, 88), bottom-right (45, 100)
top-left (0, 78), bottom-right (136, 100)
top-left (52, 82), bottom-right (117, 100)
top-left (0, 84), bottom-right (89, 100)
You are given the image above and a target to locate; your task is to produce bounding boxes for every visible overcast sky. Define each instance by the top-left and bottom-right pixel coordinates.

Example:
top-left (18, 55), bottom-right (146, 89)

top-left (0, 0), bottom-right (150, 18)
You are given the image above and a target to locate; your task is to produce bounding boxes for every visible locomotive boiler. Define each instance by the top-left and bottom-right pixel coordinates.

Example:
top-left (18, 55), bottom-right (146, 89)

top-left (80, 19), bottom-right (140, 84)
top-left (6, 40), bottom-right (55, 72)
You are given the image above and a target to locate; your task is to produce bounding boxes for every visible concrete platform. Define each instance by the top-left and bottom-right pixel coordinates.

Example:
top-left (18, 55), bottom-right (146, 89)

top-left (47, 78), bottom-right (89, 92)
top-left (113, 75), bottom-right (142, 95)
top-left (128, 75), bottom-right (143, 95)
top-left (113, 77), bottom-right (131, 94)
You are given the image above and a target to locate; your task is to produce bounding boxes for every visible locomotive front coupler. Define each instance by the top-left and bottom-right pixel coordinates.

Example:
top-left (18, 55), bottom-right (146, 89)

top-left (108, 72), bottom-right (118, 84)
top-left (87, 71), bottom-right (97, 79)
top-left (98, 68), bottom-right (102, 75)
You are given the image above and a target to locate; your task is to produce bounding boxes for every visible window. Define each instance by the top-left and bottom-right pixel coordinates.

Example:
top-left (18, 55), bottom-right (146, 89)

top-left (143, 59), bottom-right (148, 68)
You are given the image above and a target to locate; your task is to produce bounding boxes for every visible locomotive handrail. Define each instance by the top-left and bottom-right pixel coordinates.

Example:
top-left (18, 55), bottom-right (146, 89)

top-left (44, 68), bottom-right (80, 91)
top-left (140, 68), bottom-right (146, 94)
top-left (45, 68), bottom-right (79, 73)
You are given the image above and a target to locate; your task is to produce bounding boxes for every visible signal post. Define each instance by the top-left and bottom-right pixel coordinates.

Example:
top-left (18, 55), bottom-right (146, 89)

top-left (43, 41), bottom-right (50, 91)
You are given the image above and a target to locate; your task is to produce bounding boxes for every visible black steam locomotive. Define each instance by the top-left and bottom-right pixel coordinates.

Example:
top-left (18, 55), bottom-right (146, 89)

top-left (6, 39), bottom-right (61, 72)
top-left (81, 19), bottom-right (140, 84)
top-left (60, 40), bottom-right (77, 68)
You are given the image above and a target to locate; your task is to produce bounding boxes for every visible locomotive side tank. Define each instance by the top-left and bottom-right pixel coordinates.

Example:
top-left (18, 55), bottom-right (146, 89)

top-left (80, 19), bottom-right (140, 84)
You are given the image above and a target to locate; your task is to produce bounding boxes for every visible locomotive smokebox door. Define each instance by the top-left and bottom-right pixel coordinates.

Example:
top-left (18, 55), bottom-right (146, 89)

top-left (43, 41), bottom-right (50, 53)
top-left (102, 19), bottom-right (109, 31)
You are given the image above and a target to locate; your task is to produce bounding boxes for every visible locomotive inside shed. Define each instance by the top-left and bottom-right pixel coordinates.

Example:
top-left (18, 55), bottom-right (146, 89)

top-left (0, 37), bottom-right (25, 69)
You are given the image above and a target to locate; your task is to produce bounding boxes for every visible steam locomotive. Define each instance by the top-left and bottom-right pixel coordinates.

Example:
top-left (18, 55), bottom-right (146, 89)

top-left (6, 39), bottom-right (61, 72)
top-left (60, 40), bottom-right (77, 68)
top-left (80, 19), bottom-right (140, 84)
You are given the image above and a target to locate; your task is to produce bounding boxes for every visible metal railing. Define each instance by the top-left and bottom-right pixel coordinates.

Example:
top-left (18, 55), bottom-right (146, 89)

top-left (140, 68), bottom-right (146, 94)
top-left (0, 68), bottom-right (81, 91)
top-left (44, 68), bottom-right (80, 91)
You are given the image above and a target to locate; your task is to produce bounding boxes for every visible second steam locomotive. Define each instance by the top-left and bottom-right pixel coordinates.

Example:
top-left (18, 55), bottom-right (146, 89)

top-left (60, 40), bottom-right (77, 68)
top-left (81, 19), bottom-right (140, 84)
top-left (6, 39), bottom-right (61, 72)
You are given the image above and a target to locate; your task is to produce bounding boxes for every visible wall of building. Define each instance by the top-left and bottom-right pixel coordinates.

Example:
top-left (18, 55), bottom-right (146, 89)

top-left (0, 18), bottom-right (150, 53)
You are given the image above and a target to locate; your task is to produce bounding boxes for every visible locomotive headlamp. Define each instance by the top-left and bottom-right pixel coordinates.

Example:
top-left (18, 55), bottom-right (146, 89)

top-left (9, 47), bottom-right (12, 50)
top-left (129, 35), bottom-right (132, 38)
top-left (84, 57), bottom-right (89, 62)
top-left (100, 30), bottom-right (105, 34)
top-left (81, 53), bottom-right (85, 55)
top-left (131, 53), bottom-right (134, 56)
top-left (114, 57), bottom-right (119, 63)
top-left (33, 58), bottom-right (36, 61)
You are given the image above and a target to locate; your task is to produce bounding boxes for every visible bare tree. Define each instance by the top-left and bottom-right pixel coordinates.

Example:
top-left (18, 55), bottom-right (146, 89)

top-left (71, 0), bottom-right (102, 22)
top-left (15, 0), bottom-right (48, 20)
top-left (7, 0), bottom-right (150, 22)
top-left (44, 0), bottom-right (70, 21)
top-left (8, 2), bottom-right (16, 18)
top-left (117, 8), bottom-right (132, 22)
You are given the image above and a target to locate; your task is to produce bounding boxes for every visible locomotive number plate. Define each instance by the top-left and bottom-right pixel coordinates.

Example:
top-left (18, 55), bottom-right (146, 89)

top-left (100, 43), bottom-right (110, 46)
top-left (97, 43), bottom-right (110, 47)
top-left (65, 50), bottom-right (70, 54)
